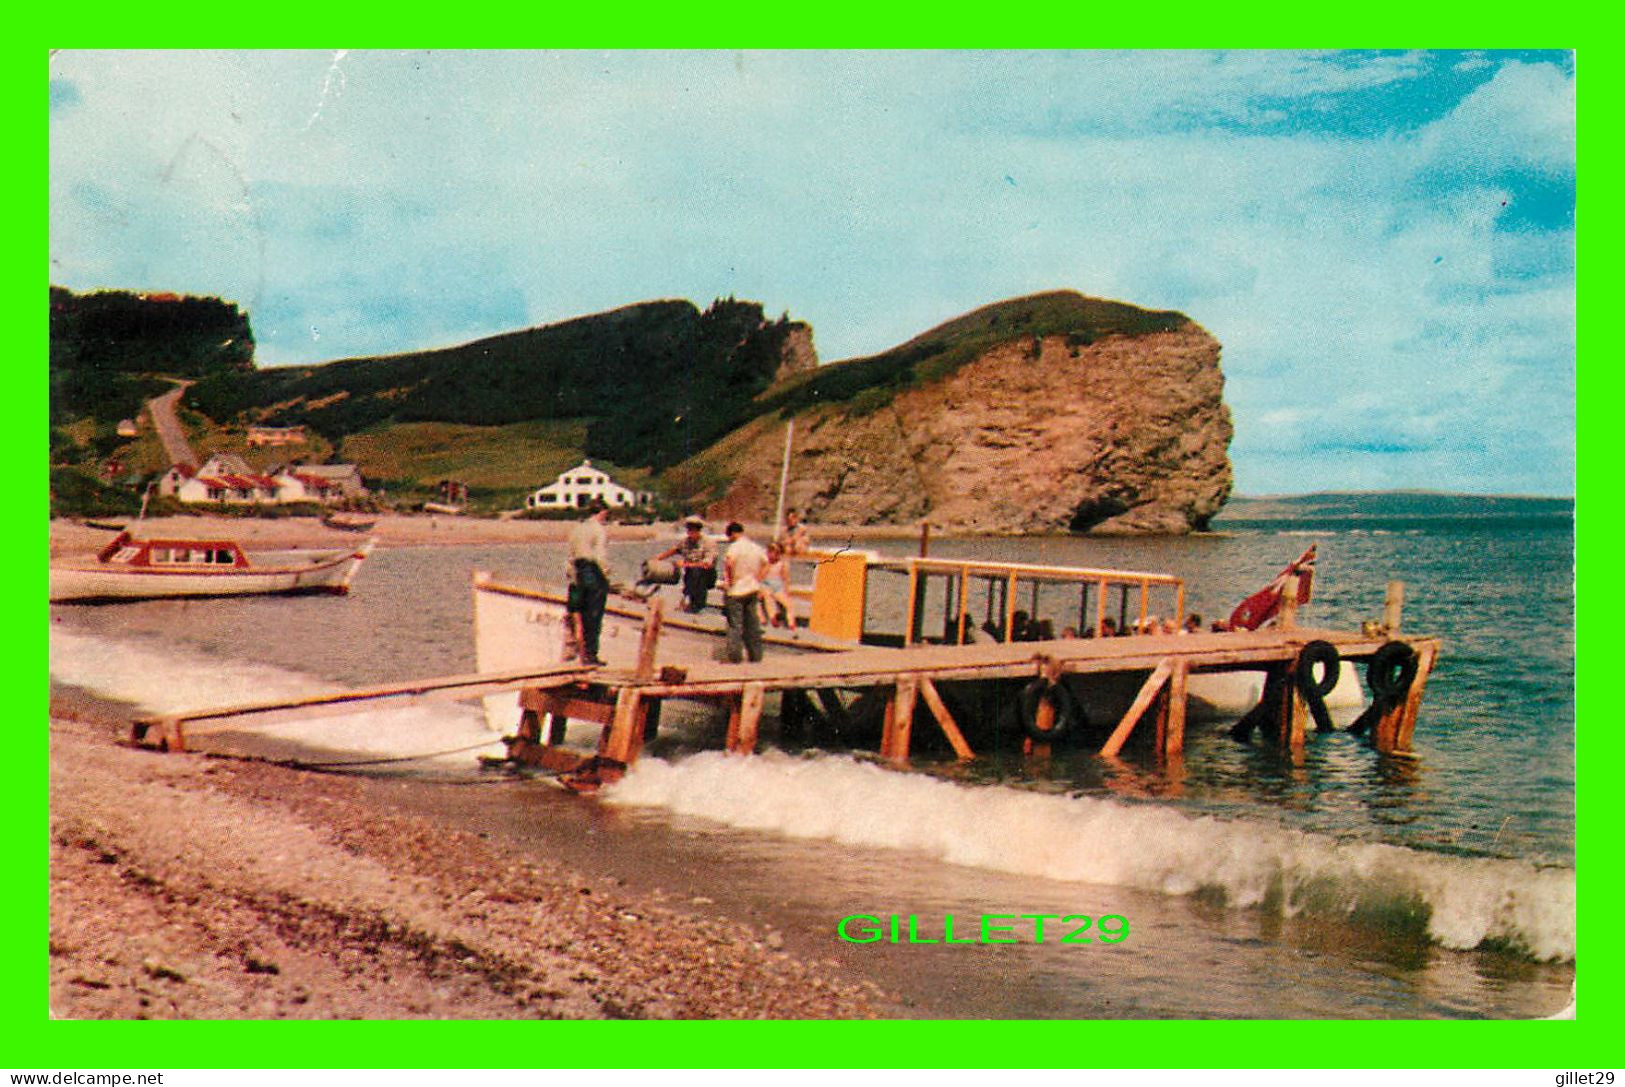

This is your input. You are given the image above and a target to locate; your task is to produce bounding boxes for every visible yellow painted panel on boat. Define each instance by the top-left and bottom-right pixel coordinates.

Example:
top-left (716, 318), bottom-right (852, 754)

top-left (809, 552), bottom-right (868, 642)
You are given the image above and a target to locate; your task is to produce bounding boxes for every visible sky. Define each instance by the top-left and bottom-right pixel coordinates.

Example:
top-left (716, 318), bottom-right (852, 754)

top-left (47, 50), bottom-right (1575, 496)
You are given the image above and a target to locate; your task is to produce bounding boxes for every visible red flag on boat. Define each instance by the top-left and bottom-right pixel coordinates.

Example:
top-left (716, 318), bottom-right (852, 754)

top-left (1227, 544), bottom-right (1316, 631)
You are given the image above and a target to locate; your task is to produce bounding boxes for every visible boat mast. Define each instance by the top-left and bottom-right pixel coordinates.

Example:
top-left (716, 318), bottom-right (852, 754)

top-left (772, 418), bottom-right (795, 535)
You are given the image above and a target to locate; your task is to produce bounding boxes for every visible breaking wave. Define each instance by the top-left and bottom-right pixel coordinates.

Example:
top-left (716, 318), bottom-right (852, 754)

top-left (607, 751), bottom-right (1576, 963)
top-left (48, 627), bottom-right (504, 769)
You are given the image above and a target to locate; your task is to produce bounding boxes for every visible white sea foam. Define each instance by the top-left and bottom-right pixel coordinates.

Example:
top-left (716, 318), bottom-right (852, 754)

top-left (49, 627), bottom-right (504, 767)
top-left (606, 751), bottom-right (1577, 962)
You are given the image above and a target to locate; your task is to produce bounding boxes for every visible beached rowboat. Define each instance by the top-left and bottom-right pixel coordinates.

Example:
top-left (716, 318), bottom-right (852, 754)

top-left (49, 532), bottom-right (375, 602)
top-left (321, 511), bottom-right (378, 533)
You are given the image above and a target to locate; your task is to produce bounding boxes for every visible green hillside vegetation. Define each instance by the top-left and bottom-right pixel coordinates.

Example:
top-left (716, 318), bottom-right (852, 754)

top-left (50, 286), bottom-right (259, 515)
top-left (50, 286), bottom-right (254, 425)
top-left (187, 429), bottom-right (338, 476)
top-left (755, 290), bottom-right (1190, 420)
top-left (48, 286), bottom-right (1196, 518)
top-left (188, 298), bottom-right (804, 474)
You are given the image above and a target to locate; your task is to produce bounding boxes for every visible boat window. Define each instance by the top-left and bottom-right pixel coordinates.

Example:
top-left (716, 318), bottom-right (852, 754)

top-left (111, 547), bottom-right (140, 564)
top-left (213, 549), bottom-right (235, 564)
top-left (150, 548), bottom-right (171, 563)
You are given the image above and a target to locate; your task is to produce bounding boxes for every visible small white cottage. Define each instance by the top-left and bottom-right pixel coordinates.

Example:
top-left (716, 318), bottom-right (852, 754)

top-left (525, 460), bottom-right (650, 510)
top-left (159, 453), bottom-right (278, 505)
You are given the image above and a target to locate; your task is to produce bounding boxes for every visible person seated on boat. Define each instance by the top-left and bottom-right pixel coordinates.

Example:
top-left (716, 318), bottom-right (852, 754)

top-left (1182, 613), bottom-right (1202, 635)
top-left (1032, 618), bottom-right (1055, 640)
top-left (1061, 626), bottom-right (1080, 639)
top-left (954, 615), bottom-right (980, 644)
top-left (1210, 618), bottom-right (1232, 633)
top-left (1098, 616), bottom-right (1119, 638)
top-left (653, 516), bottom-right (719, 612)
top-left (1160, 617), bottom-right (1179, 636)
top-left (1011, 610), bottom-right (1033, 642)
top-left (758, 542), bottom-right (796, 631)
top-left (982, 618), bottom-right (1004, 642)
top-left (777, 509), bottom-right (812, 556)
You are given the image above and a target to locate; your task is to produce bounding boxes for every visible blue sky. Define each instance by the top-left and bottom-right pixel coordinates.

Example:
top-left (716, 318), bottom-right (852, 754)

top-left (48, 50), bottom-right (1574, 495)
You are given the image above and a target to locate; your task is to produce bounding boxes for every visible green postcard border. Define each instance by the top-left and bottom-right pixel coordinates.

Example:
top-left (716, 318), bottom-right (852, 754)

top-left (24, 20), bottom-right (1604, 1071)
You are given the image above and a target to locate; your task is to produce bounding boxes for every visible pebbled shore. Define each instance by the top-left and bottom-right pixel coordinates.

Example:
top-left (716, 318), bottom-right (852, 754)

top-left (48, 698), bottom-right (887, 1020)
top-left (48, 513), bottom-right (925, 558)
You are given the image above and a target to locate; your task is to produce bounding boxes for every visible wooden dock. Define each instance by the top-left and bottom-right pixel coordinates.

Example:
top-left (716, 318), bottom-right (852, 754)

top-left (130, 581), bottom-right (1439, 792)
top-left (498, 624), bottom-right (1438, 781)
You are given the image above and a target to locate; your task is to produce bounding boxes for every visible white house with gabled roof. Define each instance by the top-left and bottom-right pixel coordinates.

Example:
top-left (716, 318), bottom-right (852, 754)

top-left (525, 460), bottom-right (651, 510)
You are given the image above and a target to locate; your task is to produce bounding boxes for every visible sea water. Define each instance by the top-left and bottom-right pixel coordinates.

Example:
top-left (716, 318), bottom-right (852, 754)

top-left (48, 513), bottom-right (1577, 1018)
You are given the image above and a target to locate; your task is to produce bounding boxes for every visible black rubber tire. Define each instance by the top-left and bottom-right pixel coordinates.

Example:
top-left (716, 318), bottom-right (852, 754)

top-left (1367, 641), bottom-right (1419, 703)
top-left (1295, 640), bottom-right (1342, 698)
top-left (1295, 640), bottom-right (1341, 733)
top-left (1019, 678), bottom-right (1084, 743)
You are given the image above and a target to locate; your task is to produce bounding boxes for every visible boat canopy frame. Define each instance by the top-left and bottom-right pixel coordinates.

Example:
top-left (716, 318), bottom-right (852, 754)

top-left (876, 556), bottom-right (1186, 647)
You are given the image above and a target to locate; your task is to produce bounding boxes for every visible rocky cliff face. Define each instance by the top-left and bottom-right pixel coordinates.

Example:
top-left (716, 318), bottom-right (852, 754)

top-left (698, 316), bottom-right (1232, 534)
top-left (772, 322), bottom-right (819, 382)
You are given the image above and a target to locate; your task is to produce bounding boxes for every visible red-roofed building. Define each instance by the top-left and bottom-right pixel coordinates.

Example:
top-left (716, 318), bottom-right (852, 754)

top-left (157, 454), bottom-right (367, 507)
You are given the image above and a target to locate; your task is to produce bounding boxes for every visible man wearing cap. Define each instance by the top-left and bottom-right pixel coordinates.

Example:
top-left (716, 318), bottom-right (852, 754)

top-left (652, 516), bottom-right (718, 613)
top-left (722, 521), bottom-right (770, 663)
top-left (569, 500), bottom-right (613, 665)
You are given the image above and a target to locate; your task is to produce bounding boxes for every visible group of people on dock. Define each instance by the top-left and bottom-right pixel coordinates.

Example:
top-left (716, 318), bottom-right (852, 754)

top-left (563, 502), bottom-right (811, 666)
top-left (962, 609), bottom-right (1207, 645)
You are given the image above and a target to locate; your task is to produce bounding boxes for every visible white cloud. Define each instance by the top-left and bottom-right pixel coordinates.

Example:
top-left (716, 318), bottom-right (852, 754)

top-left (48, 49), bottom-right (1575, 494)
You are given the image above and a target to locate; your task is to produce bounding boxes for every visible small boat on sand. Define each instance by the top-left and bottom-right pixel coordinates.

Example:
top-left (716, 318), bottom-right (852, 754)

top-left (322, 511), bottom-right (378, 533)
top-left (50, 531), bottom-right (375, 603)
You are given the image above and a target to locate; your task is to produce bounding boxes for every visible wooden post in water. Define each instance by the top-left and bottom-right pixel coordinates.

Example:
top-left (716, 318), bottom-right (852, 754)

top-left (734, 682), bottom-right (765, 756)
top-left (883, 674), bottom-right (920, 763)
top-left (1384, 581), bottom-right (1406, 634)
top-left (1276, 654), bottom-right (1307, 750)
top-left (725, 695), bottom-right (742, 752)
top-left (1026, 659), bottom-right (1066, 758)
top-left (1160, 659), bottom-right (1189, 759)
top-left (602, 687), bottom-right (644, 764)
top-left (1278, 573), bottom-right (1300, 631)
top-left (918, 677), bottom-right (974, 759)
top-left (635, 597), bottom-right (664, 682)
top-left (1394, 643), bottom-right (1437, 752)
top-left (1100, 659), bottom-right (1173, 758)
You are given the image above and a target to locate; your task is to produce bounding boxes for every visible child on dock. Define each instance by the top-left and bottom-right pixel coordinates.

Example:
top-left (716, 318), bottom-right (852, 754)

top-left (759, 542), bottom-right (795, 631)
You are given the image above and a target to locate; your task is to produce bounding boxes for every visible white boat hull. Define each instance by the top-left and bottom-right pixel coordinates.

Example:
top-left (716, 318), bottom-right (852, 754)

top-left (1186, 664), bottom-right (1365, 719)
top-left (472, 573), bottom-right (1370, 738)
top-left (473, 573), bottom-right (833, 732)
top-left (49, 542), bottom-right (373, 602)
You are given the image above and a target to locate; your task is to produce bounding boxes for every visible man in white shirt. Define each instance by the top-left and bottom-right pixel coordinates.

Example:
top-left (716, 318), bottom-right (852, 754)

top-left (722, 521), bottom-right (769, 663)
top-left (569, 501), bottom-right (612, 665)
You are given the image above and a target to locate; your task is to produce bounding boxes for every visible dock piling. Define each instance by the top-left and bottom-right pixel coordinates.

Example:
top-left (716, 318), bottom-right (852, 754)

top-left (1384, 581), bottom-right (1406, 635)
top-left (1157, 660), bottom-right (1189, 759)
top-left (883, 674), bottom-right (920, 762)
top-left (917, 677), bottom-right (974, 759)
top-left (1100, 659), bottom-right (1174, 758)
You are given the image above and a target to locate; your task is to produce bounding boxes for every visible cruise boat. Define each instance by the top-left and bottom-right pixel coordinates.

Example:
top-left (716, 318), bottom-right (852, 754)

top-left (472, 544), bottom-right (1362, 738)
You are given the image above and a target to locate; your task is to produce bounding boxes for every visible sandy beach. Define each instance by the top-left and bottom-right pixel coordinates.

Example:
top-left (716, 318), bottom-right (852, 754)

top-left (48, 513), bottom-right (923, 559)
top-left (48, 691), bottom-right (887, 1019)
top-left (46, 511), bottom-right (915, 1019)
